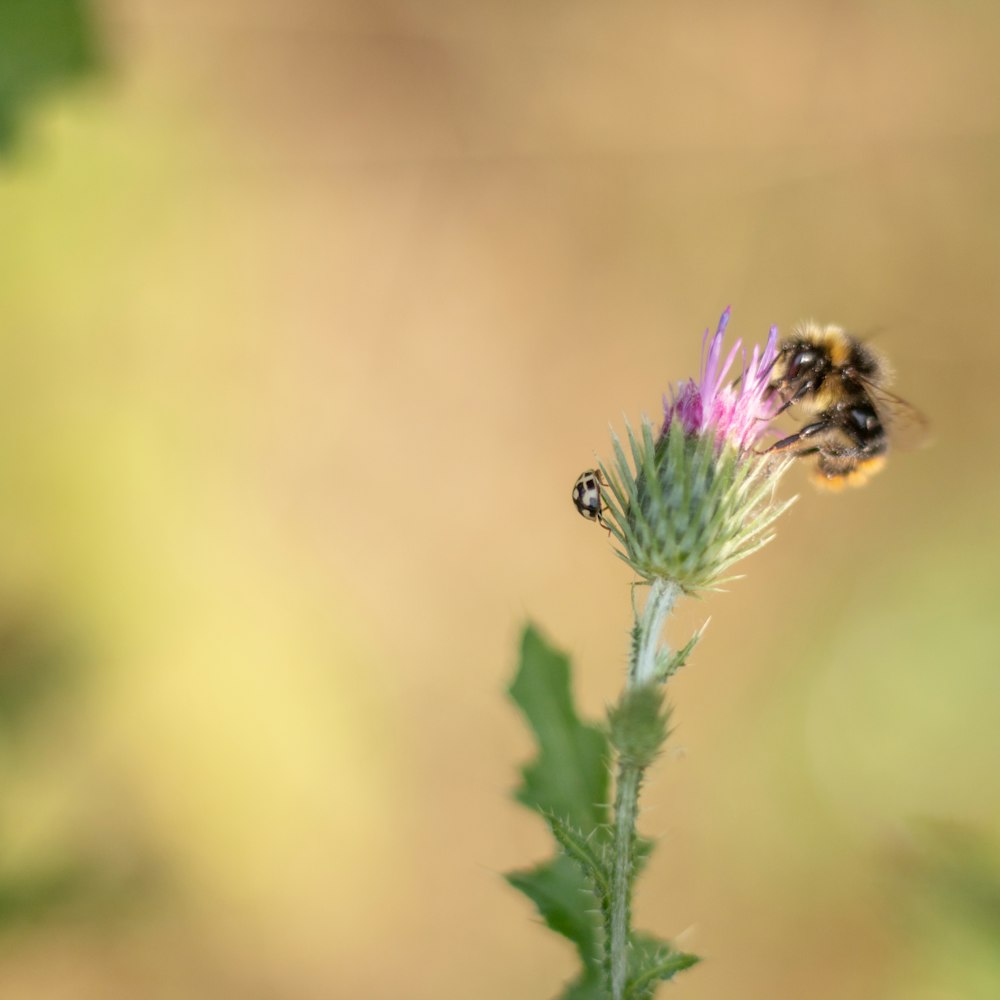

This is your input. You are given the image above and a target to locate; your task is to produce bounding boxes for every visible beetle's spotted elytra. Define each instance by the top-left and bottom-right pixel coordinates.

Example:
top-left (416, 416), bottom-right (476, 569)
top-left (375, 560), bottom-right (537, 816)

top-left (572, 469), bottom-right (608, 526)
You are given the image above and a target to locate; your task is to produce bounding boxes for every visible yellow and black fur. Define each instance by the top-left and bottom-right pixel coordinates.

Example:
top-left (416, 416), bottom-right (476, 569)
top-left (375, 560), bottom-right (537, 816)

top-left (764, 323), bottom-right (893, 490)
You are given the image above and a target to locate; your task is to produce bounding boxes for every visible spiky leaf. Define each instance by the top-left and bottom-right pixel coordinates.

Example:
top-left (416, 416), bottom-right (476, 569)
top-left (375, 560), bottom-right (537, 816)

top-left (546, 814), bottom-right (610, 899)
top-left (506, 856), bottom-right (603, 972)
top-left (557, 974), bottom-right (609, 1000)
top-left (509, 625), bottom-right (609, 833)
top-left (660, 619), bottom-right (709, 681)
top-left (625, 933), bottom-right (700, 999)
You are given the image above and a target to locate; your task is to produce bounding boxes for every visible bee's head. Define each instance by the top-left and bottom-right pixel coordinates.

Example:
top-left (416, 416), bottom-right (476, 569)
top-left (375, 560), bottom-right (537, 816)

top-left (773, 339), bottom-right (827, 385)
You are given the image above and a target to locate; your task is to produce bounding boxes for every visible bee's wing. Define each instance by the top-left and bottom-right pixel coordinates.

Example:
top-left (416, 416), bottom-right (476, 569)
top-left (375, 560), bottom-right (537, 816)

top-left (860, 381), bottom-right (931, 451)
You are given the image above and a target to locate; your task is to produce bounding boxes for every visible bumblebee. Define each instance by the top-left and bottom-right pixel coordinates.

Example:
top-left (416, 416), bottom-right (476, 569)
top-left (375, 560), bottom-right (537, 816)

top-left (762, 322), bottom-right (925, 489)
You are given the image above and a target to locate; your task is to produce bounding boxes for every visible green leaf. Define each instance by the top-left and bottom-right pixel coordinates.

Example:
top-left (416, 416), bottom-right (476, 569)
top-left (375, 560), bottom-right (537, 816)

top-left (633, 835), bottom-right (654, 876)
top-left (509, 626), bottom-right (610, 833)
top-left (506, 856), bottom-right (603, 972)
top-left (557, 974), bottom-right (609, 1000)
top-left (660, 618), bottom-right (709, 681)
top-left (625, 934), bottom-right (700, 999)
top-left (546, 814), bottom-right (610, 901)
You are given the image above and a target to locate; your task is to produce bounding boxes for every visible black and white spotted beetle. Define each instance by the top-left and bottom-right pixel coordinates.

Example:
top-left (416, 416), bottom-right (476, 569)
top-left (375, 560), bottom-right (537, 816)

top-left (572, 469), bottom-right (609, 527)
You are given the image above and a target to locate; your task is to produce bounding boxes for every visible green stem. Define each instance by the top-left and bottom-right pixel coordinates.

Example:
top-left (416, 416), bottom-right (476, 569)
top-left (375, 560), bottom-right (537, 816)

top-left (609, 578), bottom-right (678, 1000)
top-left (628, 579), bottom-right (679, 687)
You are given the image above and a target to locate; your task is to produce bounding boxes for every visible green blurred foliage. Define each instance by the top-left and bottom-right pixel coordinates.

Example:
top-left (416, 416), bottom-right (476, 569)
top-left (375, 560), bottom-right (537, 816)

top-left (719, 495), bottom-right (1000, 998)
top-left (903, 823), bottom-right (1000, 940)
top-left (0, 860), bottom-right (97, 928)
top-left (0, 611), bottom-right (77, 740)
top-left (888, 823), bottom-right (1000, 1000)
top-left (0, 611), bottom-right (85, 927)
top-left (0, 0), bottom-right (100, 153)
top-left (0, 611), bottom-right (151, 931)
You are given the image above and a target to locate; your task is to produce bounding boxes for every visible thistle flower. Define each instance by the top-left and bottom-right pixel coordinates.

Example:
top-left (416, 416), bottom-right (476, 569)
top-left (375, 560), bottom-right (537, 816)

top-left (600, 308), bottom-right (794, 591)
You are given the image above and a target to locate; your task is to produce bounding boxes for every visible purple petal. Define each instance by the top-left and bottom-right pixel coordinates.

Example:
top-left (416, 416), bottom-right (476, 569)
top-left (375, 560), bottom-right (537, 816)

top-left (716, 306), bottom-right (731, 338)
top-left (713, 338), bottom-right (743, 397)
top-left (760, 326), bottom-right (779, 374)
top-left (701, 328), bottom-right (724, 399)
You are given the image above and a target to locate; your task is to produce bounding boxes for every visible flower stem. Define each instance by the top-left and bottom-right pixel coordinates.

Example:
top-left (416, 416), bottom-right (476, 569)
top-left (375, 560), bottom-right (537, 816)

top-left (609, 577), bottom-right (678, 1000)
top-left (628, 578), bottom-right (679, 687)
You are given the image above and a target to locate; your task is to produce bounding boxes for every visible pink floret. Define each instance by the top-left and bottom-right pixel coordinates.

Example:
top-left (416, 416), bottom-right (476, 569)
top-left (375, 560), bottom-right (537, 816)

top-left (662, 308), bottom-right (779, 451)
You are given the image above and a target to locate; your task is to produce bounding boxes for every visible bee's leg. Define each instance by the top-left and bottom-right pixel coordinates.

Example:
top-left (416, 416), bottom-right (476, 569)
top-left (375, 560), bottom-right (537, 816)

top-left (770, 379), bottom-right (819, 418)
top-left (759, 419), bottom-right (829, 454)
top-left (753, 380), bottom-right (818, 423)
top-left (814, 444), bottom-right (864, 458)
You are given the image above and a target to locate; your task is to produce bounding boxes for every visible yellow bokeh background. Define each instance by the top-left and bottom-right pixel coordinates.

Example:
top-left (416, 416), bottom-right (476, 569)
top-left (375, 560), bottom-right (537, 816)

top-left (1, 2), bottom-right (999, 997)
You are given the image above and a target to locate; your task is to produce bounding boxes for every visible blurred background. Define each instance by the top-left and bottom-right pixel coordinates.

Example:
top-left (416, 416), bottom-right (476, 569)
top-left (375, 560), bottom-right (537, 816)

top-left (1, 1), bottom-right (999, 998)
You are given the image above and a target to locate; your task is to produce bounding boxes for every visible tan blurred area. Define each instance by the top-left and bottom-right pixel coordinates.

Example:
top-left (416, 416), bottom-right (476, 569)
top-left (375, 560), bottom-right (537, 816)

top-left (1, 1), bottom-right (999, 997)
